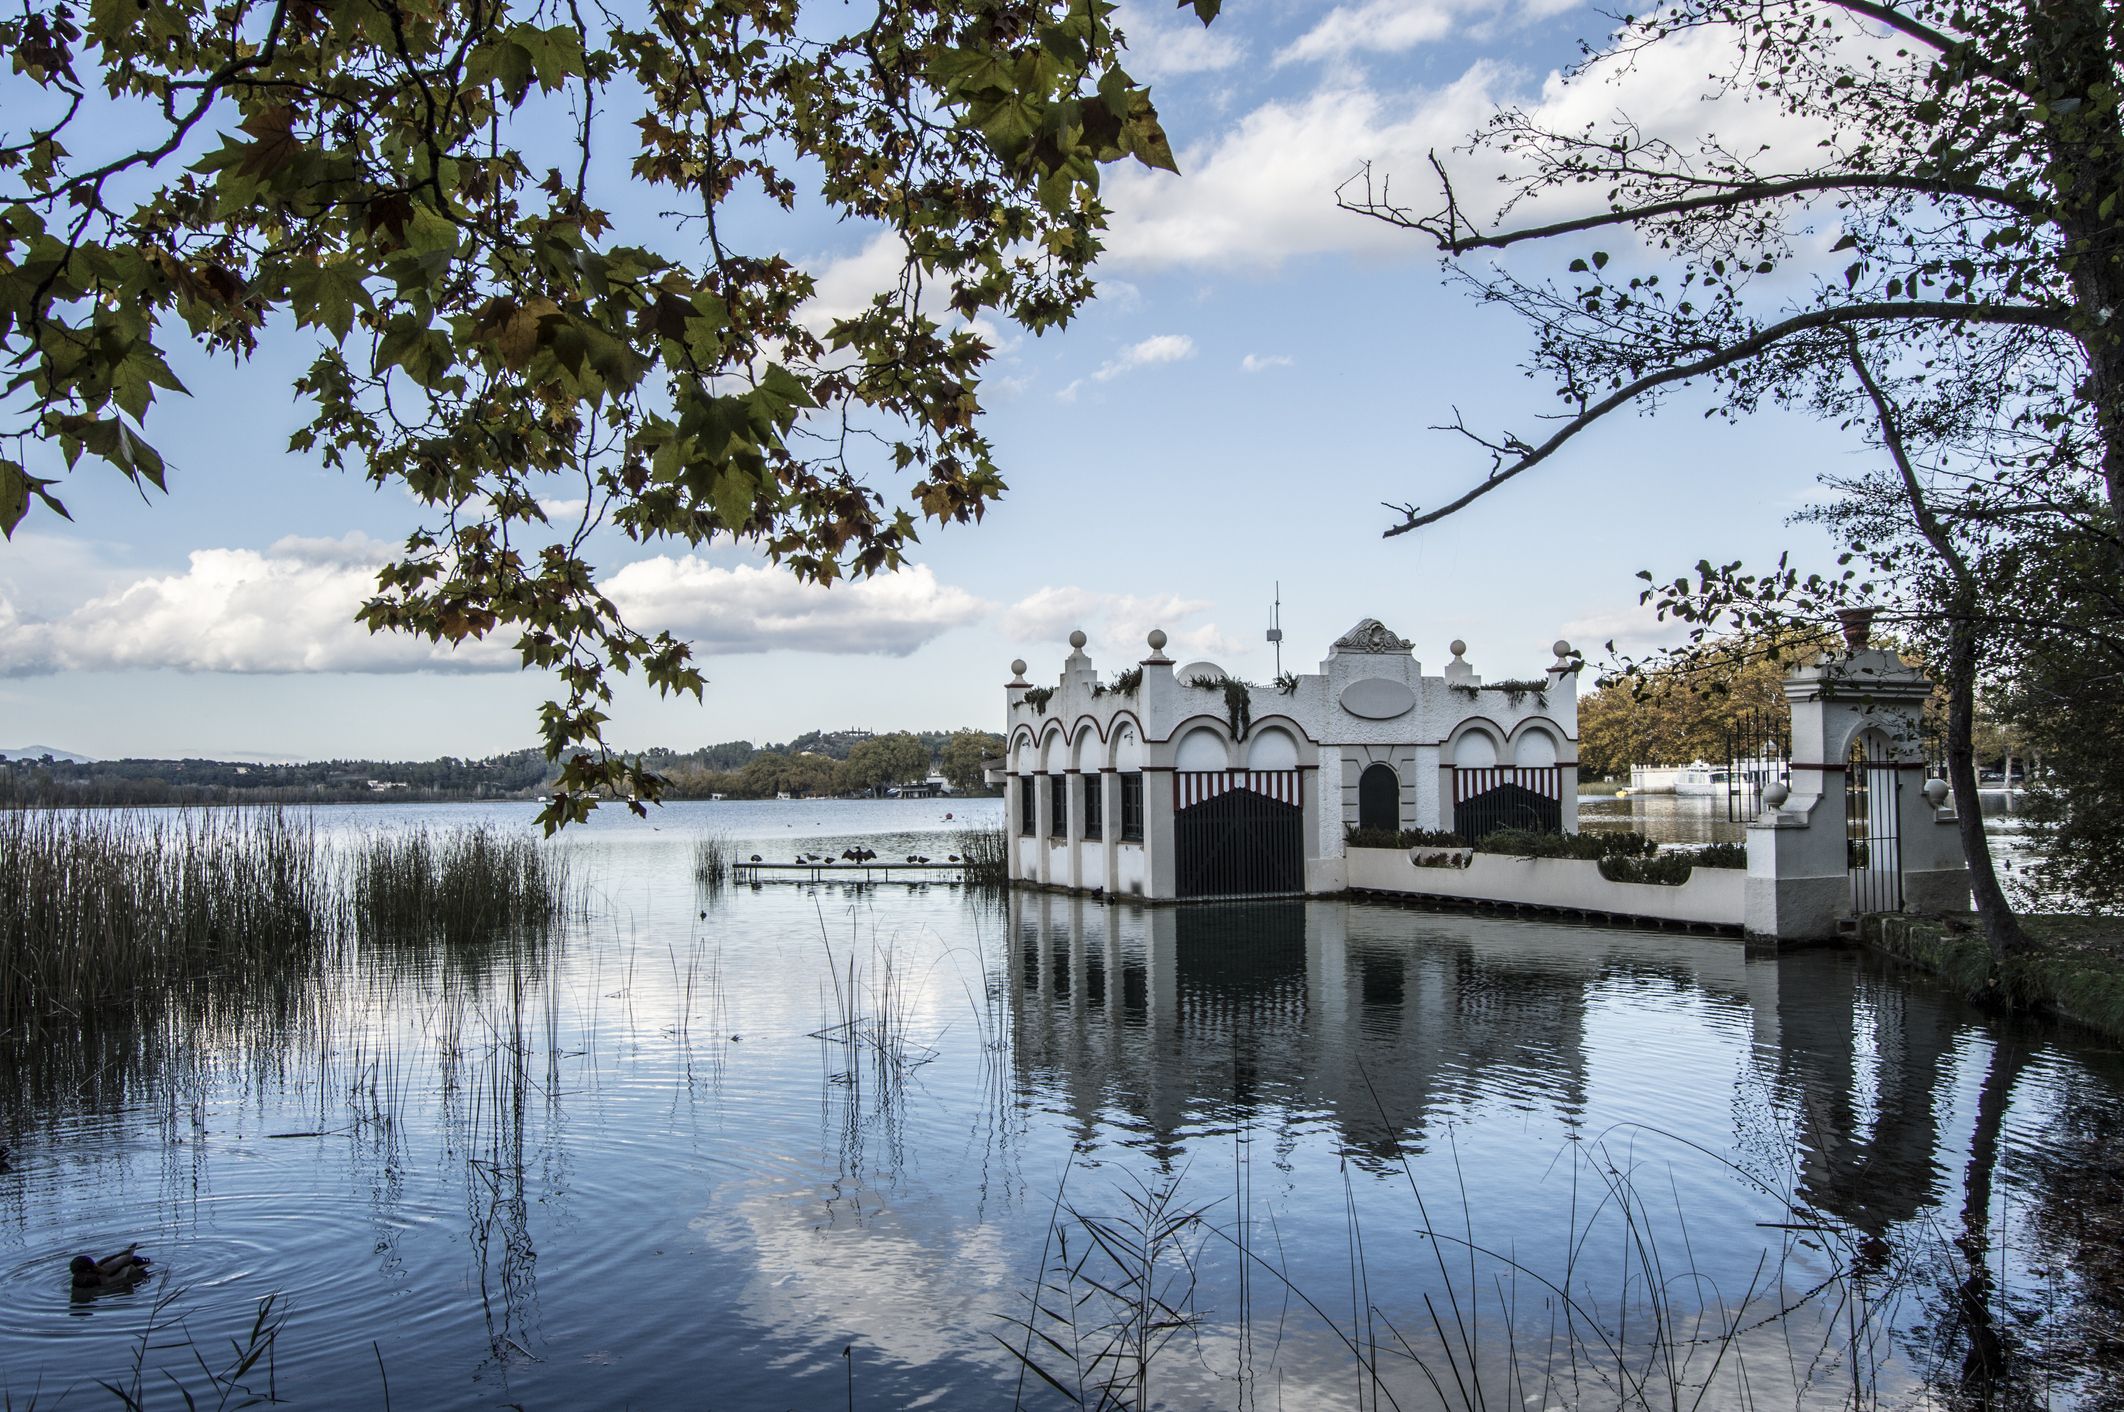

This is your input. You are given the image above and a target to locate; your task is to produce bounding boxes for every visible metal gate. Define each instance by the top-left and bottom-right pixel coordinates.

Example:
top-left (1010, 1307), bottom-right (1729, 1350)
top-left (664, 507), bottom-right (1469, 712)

top-left (1452, 766), bottom-right (1561, 841)
top-left (1846, 735), bottom-right (1904, 914)
top-left (1174, 771), bottom-right (1303, 899)
top-left (1724, 711), bottom-right (1791, 822)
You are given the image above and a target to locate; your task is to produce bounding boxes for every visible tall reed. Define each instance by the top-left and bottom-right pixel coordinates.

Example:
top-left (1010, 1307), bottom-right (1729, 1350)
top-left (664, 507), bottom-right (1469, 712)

top-left (693, 831), bottom-right (732, 892)
top-left (348, 825), bottom-right (571, 946)
top-left (0, 808), bottom-right (338, 1024)
top-left (961, 824), bottom-right (1010, 891)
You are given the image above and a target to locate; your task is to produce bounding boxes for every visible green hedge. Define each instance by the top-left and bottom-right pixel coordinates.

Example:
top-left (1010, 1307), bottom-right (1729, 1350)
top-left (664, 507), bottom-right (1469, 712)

top-left (1473, 828), bottom-right (1654, 860)
top-left (1345, 826), bottom-right (1467, 850)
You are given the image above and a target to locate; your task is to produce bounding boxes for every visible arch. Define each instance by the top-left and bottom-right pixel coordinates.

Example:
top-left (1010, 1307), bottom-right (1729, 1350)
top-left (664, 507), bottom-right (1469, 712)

top-left (1452, 728), bottom-right (1501, 769)
top-left (1039, 725), bottom-right (1068, 773)
top-left (1247, 726), bottom-right (1300, 771)
top-left (1009, 729), bottom-right (1036, 772)
top-left (1512, 725), bottom-right (1560, 768)
top-left (1110, 718), bottom-right (1145, 771)
top-left (1358, 763), bottom-right (1399, 832)
top-left (1173, 726), bottom-right (1229, 772)
top-left (1070, 728), bottom-right (1100, 772)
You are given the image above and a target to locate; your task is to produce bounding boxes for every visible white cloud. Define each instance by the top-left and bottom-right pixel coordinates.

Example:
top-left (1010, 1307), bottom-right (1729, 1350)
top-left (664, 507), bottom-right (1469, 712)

top-left (1241, 353), bottom-right (1294, 373)
top-left (0, 533), bottom-right (507, 676)
top-left (603, 557), bottom-right (986, 656)
top-left (1281, 0), bottom-right (1458, 66)
top-left (1006, 586), bottom-right (1244, 663)
top-left (1104, 68), bottom-right (1507, 269)
top-left (1057, 332), bottom-right (1197, 401)
top-left (1282, 0), bottom-right (1581, 66)
top-left (1115, 2), bottom-right (1247, 78)
top-left (0, 537), bottom-right (987, 675)
top-left (1094, 332), bottom-right (1196, 381)
top-left (1108, 17), bottom-right (1884, 272)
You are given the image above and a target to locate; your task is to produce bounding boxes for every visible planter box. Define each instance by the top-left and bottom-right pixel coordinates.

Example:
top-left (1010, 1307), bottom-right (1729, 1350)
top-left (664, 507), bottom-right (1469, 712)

top-left (1346, 848), bottom-right (1745, 928)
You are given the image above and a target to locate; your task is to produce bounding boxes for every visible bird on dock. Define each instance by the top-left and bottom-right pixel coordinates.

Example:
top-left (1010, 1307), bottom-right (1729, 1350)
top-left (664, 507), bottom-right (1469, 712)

top-left (70, 1245), bottom-right (151, 1293)
top-left (946, 855), bottom-right (960, 864)
top-left (905, 854), bottom-right (919, 864)
top-left (749, 854), bottom-right (762, 863)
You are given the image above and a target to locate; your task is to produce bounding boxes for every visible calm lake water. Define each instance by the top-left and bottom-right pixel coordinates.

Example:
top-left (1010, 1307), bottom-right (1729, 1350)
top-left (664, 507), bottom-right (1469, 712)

top-left (2, 798), bottom-right (2118, 1409)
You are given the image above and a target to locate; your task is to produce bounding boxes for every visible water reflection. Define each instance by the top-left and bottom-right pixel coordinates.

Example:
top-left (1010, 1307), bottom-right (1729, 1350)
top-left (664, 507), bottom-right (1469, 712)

top-left (1006, 892), bottom-right (2124, 1408)
top-left (3, 807), bottom-right (2121, 1409)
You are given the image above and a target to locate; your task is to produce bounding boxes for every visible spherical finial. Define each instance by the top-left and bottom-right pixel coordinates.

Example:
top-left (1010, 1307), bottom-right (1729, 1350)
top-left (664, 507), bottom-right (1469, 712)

top-left (1552, 639), bottom-right (1572, 660)
top-left (1763, 781), bottom-right (1791, 811)
top-left (1923, 777), bottom-right (1950, 808)
top-left (1069, 629), bottom-right (1087, 650)
top-left (1147, 628), bottom-right (1167, 652)
top-left (1010, 658), bottom-right (1027, 677)
top-left (1449, 639), bottom-right (1467, 658)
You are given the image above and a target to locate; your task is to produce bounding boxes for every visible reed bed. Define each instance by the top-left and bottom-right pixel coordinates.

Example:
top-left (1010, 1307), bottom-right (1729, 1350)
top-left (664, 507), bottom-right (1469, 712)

top-left (960, 824), bottom-right (1010, 891)
top-left (693, 831), bottom-right (732, 892)
top-left (0, 810), bottom-right (578, 1025)
top-left (348, 824), bottom-right (572, 947)
top-left (0, 808), bottom-right (340, 1025)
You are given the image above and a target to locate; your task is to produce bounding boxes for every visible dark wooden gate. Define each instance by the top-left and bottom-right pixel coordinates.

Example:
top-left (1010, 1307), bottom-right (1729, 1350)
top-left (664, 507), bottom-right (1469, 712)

top-left (1452, 766), bottom-right (1561, 841)
top-left (1847, 735), bottom-right (1904, 914)
top-left (1175, 770), bottom-right (1303, 899)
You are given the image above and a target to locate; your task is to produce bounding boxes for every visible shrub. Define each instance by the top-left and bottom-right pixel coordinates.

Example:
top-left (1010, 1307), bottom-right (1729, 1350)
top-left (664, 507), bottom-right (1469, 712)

top-left (1598, 853), bottom-right (1697, 885)
top-left (1345, 826), bottom-right (1466, 850)
top-left (1691, 842), bottom-right (1748, 870)
top-left (1474, 828), bottom-right (1654, 860)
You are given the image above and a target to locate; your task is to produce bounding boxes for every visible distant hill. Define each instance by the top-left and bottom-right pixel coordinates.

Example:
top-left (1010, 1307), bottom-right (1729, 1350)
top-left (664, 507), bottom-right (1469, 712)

top-left (0, 745), bottom-right (94, 763)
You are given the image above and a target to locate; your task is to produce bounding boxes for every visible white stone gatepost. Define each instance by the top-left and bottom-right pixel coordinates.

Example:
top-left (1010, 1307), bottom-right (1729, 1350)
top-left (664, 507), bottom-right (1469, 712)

top-left (1744, 635), bottom-right (1970, 941)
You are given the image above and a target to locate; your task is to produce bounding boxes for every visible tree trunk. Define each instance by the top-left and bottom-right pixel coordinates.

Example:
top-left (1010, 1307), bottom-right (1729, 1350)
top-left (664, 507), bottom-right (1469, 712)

top-left (1945, 607), bottom-right (2032, 960)
top-left (2032, 0), bottom-right (2124, 543)
top-left (1951, 1038), bottom-right (2029, 1402)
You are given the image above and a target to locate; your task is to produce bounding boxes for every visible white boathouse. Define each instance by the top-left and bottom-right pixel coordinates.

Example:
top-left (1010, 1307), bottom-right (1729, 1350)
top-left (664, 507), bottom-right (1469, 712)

top-left (1003, 620), bottom-right (1582, 901)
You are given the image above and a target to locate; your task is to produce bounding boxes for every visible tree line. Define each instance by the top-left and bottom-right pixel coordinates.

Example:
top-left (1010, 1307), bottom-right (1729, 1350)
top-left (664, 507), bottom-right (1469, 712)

top-left (0, 731), bottom-right (1005, 807)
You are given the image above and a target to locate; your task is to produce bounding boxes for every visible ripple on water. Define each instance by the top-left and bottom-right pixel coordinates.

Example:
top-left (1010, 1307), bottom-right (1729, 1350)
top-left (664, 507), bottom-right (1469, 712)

top-left (0, 1182), bottom-right (466, 1372)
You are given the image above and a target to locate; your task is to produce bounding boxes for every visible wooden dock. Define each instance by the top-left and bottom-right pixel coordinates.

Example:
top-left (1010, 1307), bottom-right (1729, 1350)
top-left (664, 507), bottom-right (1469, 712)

top-left (731, 861), bottom-right (970, 884)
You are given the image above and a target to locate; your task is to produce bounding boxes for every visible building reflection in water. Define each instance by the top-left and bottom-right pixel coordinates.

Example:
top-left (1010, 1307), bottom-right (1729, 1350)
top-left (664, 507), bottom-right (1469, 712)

top-left (1008, 892), bottom-right (2002, 1279)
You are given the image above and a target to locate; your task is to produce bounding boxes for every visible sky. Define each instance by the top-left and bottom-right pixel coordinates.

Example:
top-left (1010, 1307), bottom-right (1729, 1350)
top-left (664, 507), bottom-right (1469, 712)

top-left (0, 0), bottom-right (1874, 762)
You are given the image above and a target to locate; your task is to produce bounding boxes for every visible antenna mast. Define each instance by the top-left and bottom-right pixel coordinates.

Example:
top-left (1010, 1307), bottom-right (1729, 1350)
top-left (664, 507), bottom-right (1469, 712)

top-left (1266, 582), bottom-right (1283, 676)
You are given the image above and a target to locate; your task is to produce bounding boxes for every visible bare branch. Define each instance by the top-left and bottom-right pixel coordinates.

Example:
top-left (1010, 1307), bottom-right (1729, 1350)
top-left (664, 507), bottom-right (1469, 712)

top-left (1385, 299), bottom-right (2073, 537)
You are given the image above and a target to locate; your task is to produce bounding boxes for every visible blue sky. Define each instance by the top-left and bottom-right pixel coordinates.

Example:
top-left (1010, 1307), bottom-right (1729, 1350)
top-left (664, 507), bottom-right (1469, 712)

top-left (0, 0), bottom-right (1866, 761)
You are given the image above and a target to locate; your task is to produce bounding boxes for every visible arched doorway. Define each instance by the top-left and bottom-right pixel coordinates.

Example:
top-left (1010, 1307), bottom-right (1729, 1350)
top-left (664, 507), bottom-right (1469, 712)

top-left (1358, 762), bottom-right (1398, 833)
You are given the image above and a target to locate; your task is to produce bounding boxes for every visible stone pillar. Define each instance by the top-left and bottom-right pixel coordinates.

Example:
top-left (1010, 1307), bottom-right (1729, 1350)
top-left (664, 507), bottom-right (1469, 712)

top-left (1140, 629), bottom-right (1178, 901)
top-left (1743, 636), bottom-right (1968, 941)
top-left (1006, 657), bottom-right (1029, 884)
top-left (1548, 640), bottom-right (1582, 833)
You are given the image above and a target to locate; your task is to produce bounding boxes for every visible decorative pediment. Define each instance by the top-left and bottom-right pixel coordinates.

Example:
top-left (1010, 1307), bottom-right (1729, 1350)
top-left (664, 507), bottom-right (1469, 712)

top-left (1331, 618), bottom-right (1412, 655)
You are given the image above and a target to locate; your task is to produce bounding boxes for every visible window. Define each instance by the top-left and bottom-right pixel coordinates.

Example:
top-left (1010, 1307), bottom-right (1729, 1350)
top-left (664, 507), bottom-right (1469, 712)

top-left (1082, 773), bottom-right (1103, 840)
top-left (1017, 774), bottom-right (1036, 837)
top-left (1047, 777), bottom-right (1067, 839)
top-left (1119, 772), bottom-right (1144, 842)
top-left (1358, 763), bottom-right (1399, 832)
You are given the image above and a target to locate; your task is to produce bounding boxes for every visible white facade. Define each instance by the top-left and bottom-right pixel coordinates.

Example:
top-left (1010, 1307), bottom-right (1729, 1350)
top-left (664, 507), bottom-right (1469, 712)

top-left (1004, 619), bottom-right (1582, 901)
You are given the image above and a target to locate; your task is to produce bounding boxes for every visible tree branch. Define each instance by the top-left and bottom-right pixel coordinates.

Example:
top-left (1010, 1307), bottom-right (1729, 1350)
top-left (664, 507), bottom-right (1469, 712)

top-left (1383, 299), bottom-right (2072, 537)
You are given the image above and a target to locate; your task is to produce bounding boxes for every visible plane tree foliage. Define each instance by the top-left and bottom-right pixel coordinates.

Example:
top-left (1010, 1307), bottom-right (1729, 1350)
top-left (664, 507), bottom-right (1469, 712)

top-left (0, 0), bottom-right (1196, 829)
top-left (1349, 0), bottom-right (2124, 946)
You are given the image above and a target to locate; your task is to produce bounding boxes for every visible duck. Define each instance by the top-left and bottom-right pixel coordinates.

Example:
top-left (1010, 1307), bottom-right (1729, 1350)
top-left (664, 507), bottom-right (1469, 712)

top-left (70, 1245), bottom-right (151, 1293)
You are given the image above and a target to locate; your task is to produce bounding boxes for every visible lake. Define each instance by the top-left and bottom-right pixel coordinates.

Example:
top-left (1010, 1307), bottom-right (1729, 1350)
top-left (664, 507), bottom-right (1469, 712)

top-left (2, 798), bottom-right (2117, 1409)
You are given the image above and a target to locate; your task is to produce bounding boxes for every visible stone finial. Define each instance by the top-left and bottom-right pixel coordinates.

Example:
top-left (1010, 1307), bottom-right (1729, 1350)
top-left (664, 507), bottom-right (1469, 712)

top-left (1069, 629), bottom-right (1087, 649)
top-left (1331, 618), bottom-right (1413, 655)
top-left (1836, 606), bottom-right (1877, 652)
top-left (1144, 628), bottom-right (1170, 664)
top-left (1552, 639), bottom-right (1572, 661)
top-left (1008, 658), bottom-right (1029, 687)
top-left (1923, 777), bottom-right (1950, 808)
top-left (1443, 639), bottom-right (1475, 684)
top-left (1763, 781), bottom-right (1791, 811)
